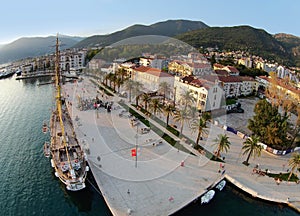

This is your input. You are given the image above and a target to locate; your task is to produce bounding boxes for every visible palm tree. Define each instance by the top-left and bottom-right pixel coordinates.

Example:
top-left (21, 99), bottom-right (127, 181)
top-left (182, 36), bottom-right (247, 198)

top-left (190, 117), bottom-right (208, 145)
top-left (179, 90), bottom-right (195, 110)
top-left (163, 104), bottom-right (175, 126)
top-left (287, 152), bottom-right (300, 181)
top-left (124, 79), bottom-right (135, 102)
top-left (242, 135), bottom-right (262, 165)
top-left (132, 81), bottom-right (143, 107)
top-left (188, 106), bottom-right (200, 120)
top-left (214, 134), bottom-right (231, 158)
top-left (173, 108), bottom-right (190, 135)
top-left (158, 81), bottom-right (171, 102)
top-left (141, 93), bottom-right (151, 111)
top-left (149, 98), bottom-right (162, 116)
top-left (115, 77), bottom-right (123, 93)
top-left (118, 67), bottom-right (127, 81)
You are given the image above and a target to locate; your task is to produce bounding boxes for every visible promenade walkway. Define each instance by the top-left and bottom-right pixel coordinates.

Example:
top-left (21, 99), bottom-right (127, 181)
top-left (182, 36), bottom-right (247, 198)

top-left (63, 78), bottom-right (223, 216)
top-left (63, 76), bottom-right (300, 215)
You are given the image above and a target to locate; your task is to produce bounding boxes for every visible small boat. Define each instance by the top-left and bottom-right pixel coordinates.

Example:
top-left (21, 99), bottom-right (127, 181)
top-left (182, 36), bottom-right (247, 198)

top-left (42, 121), bottom-right (48, 134)
top-left (216, 180), bottom-right (226, 191)
top-left (201, 190), bottom-right (215, 204)
top-left (44, 141), bottom-right (50, 158)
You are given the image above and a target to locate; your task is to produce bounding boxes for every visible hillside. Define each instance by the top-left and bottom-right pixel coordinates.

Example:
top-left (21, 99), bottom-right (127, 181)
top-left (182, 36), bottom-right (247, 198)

top-left (73, 19), bottom-right (209, 48)
top-left (0, 36), bottom-right (84, 64)
top-left (176, 26), bottom-right (297, 67)
top-left (274, 33), bottom-right (300, 66)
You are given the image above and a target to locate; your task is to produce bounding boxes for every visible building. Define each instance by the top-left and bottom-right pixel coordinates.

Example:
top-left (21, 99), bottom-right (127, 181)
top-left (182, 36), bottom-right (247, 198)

top-left (168, 60), bottom-right (212, 77)
top-left (256, 76), bottom-right (300, 103)
top-left (60, 49), bottom-right (86, 72)
top-left (132, 66), bottom-right (174, 95)
top-left (173, 76), bottom-right (224, 112)
top-left (238, 57), bottom-right (253, 68)
top-left (213, 64), bottom-right (240, 76)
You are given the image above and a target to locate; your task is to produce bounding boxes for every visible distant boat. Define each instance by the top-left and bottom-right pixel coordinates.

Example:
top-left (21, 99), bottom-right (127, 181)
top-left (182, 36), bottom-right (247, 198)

top-left (216, 180), bottom-right (226, 191)
top-left (42, 121), bottom-right (48, 134)
top-left (201, 190), bottom-right (215, 204)
top-left (0, 69), bottom-right (15, 79)
top-left (44, 141), bottom-right (50, 158)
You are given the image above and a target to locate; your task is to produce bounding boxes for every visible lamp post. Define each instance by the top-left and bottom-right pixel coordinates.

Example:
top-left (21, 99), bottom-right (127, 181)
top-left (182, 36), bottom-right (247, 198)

top-left (135, 124), bottom-right (138, 168)
top-left (173, 86), bottom-right (177, 107)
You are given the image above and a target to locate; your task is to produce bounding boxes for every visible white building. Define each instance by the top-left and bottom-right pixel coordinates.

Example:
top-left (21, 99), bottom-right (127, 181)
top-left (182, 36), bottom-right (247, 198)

top-left (60, 50), bottom-right (85, 71)
top-left (173, 76), bottom-right (224, 112)
top-left (132, 66), bottom-right (174, 95)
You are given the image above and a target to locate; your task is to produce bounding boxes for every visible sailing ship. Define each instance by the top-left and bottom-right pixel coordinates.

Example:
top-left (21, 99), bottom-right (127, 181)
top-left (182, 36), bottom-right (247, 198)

top-left (49, 36), bottom-right (88, 191)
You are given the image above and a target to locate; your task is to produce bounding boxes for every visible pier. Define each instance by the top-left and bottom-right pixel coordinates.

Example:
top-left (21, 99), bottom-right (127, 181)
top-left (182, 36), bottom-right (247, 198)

top-left (62, 76), bottom-right (300, 215)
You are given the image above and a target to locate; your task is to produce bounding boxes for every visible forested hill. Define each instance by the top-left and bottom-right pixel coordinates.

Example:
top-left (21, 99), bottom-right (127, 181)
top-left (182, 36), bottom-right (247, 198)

top-left (176, 26), bottom-right (299, 67)
top-left (72, 19), bottom-right (209, 48)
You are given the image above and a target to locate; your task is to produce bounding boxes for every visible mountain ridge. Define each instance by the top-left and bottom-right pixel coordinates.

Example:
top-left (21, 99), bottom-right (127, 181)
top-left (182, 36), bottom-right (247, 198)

top-left (0, 20), bottom-right (300, 67)
top-left (72, 19), bottom-right (209, 48)
top-left (0, 35), bottom-right (85, 64)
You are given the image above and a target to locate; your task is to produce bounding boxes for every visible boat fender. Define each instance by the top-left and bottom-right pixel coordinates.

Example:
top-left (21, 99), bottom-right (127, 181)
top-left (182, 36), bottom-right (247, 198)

top-left (55, 172), bottom-right (59, 177)
top-left (51, 159), bottom-right (55, 168)
top-left (85, 166), bottom-right (89, 172)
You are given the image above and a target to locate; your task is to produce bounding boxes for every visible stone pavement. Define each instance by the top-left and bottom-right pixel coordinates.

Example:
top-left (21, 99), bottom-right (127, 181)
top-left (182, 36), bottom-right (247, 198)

top-left (63, 76), bottom-right (300, 215)
top-left (63, 79), bottom-right (224, 216)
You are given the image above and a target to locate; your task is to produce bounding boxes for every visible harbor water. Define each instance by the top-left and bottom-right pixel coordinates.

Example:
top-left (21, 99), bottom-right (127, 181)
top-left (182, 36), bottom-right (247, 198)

top-left (0, 77), bottom-right (298, 216)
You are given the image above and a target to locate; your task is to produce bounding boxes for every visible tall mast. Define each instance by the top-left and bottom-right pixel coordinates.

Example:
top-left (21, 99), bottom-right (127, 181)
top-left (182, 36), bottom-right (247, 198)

top-left (55, 34), bottom-right (73, 171)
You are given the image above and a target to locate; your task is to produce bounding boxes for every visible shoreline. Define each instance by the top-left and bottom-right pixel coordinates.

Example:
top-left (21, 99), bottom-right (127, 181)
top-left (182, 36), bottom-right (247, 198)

top-left (224, 175), bottom-right (300, 214)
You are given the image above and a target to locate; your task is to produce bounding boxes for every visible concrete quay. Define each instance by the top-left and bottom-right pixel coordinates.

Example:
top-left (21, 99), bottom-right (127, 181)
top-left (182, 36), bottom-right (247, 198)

top-left (63, 79), bottom-right (223, 216)
top-left (63, 76), bottom-right (300, 215)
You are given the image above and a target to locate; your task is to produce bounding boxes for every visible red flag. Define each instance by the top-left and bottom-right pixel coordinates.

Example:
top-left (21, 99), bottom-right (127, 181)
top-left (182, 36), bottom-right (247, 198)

top-left (131, 149), bottom-right (136, 157)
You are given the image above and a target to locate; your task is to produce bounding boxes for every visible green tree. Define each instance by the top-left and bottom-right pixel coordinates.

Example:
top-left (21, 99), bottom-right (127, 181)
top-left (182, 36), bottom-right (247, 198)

top-left (118, 67), bottom-right (127, 81)
top-left (149, 98), bottom-right (162, 116)
top-left (179, 90), bottom-right (195, 110)
top-left (173, 108), bottom-right (190, 135)
top-left (158, 81), bottom-right (171, 103)
top-left (287, 152), bottom-right (300, 181)
top-left (124, 79), bottom-right (135, 102)
top-left (163, 104), bottom-right (175, 126)
top-left (190, 116), bottom-right (209, 145)
top-left (141, 93), bottom-right (151, 112)
top-left (132, 81), bottom-right (143, 107)
top-left (248, 99), bottom-right (289, 149)
top-left (115, 77), bottom-right (123, 93)
top-left (214, 134), bottom-right (231, 158)
top-left (242, 135), bottom-right (262, 165)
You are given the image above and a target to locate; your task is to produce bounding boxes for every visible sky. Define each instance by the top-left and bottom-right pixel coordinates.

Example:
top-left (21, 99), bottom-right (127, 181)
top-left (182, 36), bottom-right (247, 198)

top-left (0, 0), bottom-right (299, 44)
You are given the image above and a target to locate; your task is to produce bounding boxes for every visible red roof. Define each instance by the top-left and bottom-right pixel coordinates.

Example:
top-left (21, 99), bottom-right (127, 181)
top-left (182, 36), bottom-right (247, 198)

top-left (214, 63), bottom-right (224, 68)
top-left (134, 66), bottom-right (161, 73)
top-left (215, 70), bottom-right (229, 76)
top-left (181, 75), bottom-right (196, 83)
top-left (146, 70), bottom-right (173, 78)
top-left (227, 66), bottom-right (239, 73)
top-left (218, 76), bottom-right (242, 83)
top-left (239, 76), bottom-right (255, 81)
